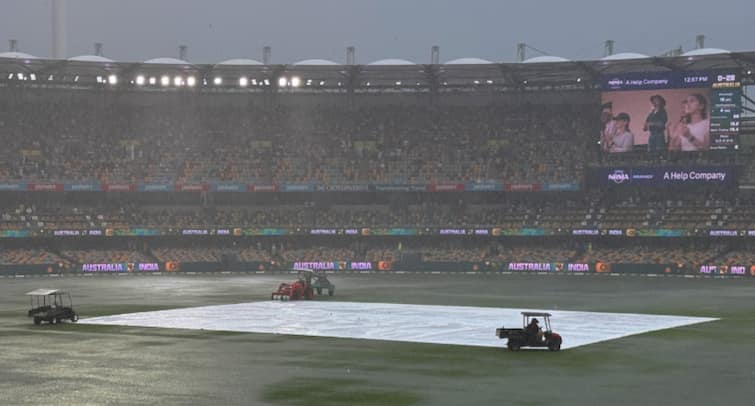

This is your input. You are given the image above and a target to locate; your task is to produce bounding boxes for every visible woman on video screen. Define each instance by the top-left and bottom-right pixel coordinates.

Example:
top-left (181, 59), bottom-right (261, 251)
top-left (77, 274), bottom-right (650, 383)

top-left (643, 95), bottom-right (668, 153)
top-left (607, 112), bottom-right (634, 152)
top-left (668, 93), bottom-right (710, 151)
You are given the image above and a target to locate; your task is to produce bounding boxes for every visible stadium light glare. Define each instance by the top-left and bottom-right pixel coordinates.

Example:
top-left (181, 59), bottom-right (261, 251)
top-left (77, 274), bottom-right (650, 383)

top-left (365, 82), bottom-right (370, 86)
top-left (108, 74), bottom-right (118, 85)
top-left (160, 75), bottom-right (170, 86)
top-left (263, 79), bottom-right (270, 86)
top-left (73, 75), bottom-right (79, 82)
top-left (96, 76), bottom-right (103, 83)
top-left (576, 77), bottom-right (582, 83)
top-left (135, 75), bottom-right (146, 86)
top-left (29, 74), bottom-right (36, 81)
top-left (278, 77), bottom-right (287, 87)
top-left (319, 81), bottom-right (325, 86)
top-left (239, 77), bottom-right (248, 87)
top-left (213, 76), bottom-right (222, 85)
top-left (486, 79), bottom-right (493, 84)
top-left (473, 80), bottom-right (480, 85)
top-left (337, 82), bottom-right (342, 86)
top-left (48, 74), bottom-right (54, 81)
top-left (291, 76), bottom-right (301, 87)
top-left (748, 70), bottom-right (752, 76)
top-left (149, 77), bottom-right (157, 85)
top-left (186, 76), bottom-right (196, 87)
top-left (251, 79), bottom-right (257, 86)
top-left (174, 76), bottom-right (183, 86)
top-left (395, 81), bottom-right (402, 86)
top-left (7, 73), bottom-right (12, 79)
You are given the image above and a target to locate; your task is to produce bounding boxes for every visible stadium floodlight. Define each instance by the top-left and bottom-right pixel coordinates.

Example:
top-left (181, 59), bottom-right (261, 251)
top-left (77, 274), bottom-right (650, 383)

top-left (149, 76), bottom-right (157, 85)
top-left (263, 79), bottom-right (270, 86)
top-left (576, 77), bottom-right (582, 83)
top-left (48, 74), bottom-right (54, 81)
top-left (7, 73), bottom-right (12, 79)
top-left (486, 79), bottom-right (493, 84)
top-left (319, 81), bottom-right (325, 86)
top-left (337, 82), bottom-right (342, 86)
top-left (213, 76), bottom-right (222, 85)
top-left (748, 70), bottom-right (752, 76)
top-left (186, 76), bottom-right (196, 87)
top-left (96, 76), bottom-right (103, 83)
top-left (29, 74), bottom-right (36, 81)
top-left (239, 77), bottom-right (248, 87)
top-left (251, 78), bottom-right (257, 86)
top-left (290, 76), bottom-right (301, 87)
top-left (73, 75), bottom-right (79, 82)
top-left (160, 75), bottom-right (170, 86)
top-left (174, 76), bottom-right (183, 86)
top-left (278, 77), bottom-right (287, 87)
top-left (473, 80), bottom-right (480, 85)
top-left (395, 81), bottom-right (402, 86)
top-left (365, 82), bottom-right (370, 86)
top-left (135, 75), bottom-right (146, 86)
top-left (108, 74), bottom-right (118, 85)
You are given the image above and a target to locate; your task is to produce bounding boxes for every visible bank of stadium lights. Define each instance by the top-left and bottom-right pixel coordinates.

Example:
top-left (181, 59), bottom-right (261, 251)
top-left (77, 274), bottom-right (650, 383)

top-left (173, 76), bottom-right (183, 86)
top-left (278, 77), bottom-right (287, 87)
top-left (186, 76), bottom-right (196, 87)
top-left (239, 77), bottom-right (248, 87)
top-left (160, 75), bottom-right (170, 86)
top-left (290, 76), bottom-right (301, 87)
top-left (135, 75), bottom-right (146, 86)
top-left (213, 77), bottom-right (222, 85)
top-left (576, 77), bottom-right (582, 83)
top-left (149, 76), bottom-right (157, 85)
top-left (108, 74), bottom-right (118, 85)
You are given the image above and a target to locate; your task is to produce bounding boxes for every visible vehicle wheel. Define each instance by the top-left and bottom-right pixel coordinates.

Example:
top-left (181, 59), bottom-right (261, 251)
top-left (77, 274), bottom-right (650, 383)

top-left (316, 288), bottom-right (322, 295)
top-left (72, 314), bottom-right (79, 322)
top-left (508, 342), bottom-right (520, 352)
top-left (50, 317), bottom-right (57, 325)
top-left (33, 317), bottom-right (41, 325)
top-left (328, 289), bottom-right (334, 297)
top-left (548, 342), bottom-right (561, 352)
top-left (56, 318), bottom-right (62, 324)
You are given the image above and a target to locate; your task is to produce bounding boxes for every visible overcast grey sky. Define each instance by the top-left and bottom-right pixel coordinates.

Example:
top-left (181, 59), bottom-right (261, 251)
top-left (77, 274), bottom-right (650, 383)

top-left (2, 0), bottom-right (754, 63)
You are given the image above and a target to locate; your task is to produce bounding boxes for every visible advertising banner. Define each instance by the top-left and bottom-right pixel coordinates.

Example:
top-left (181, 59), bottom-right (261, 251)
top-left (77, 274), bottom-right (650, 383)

top-left (589, 166), bottom-right (737, 187)
top-left (64, 183), bottom-right (101, 192)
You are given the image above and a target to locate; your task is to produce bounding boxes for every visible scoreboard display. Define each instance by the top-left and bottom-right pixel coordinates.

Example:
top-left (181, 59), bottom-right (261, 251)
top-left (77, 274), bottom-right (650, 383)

top-left (601, 70), bottom-right (742, 152)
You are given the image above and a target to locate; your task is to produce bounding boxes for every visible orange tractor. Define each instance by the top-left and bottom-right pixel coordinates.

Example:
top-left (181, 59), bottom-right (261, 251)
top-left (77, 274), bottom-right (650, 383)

top-left (271, 269), bottom-right (315, 301)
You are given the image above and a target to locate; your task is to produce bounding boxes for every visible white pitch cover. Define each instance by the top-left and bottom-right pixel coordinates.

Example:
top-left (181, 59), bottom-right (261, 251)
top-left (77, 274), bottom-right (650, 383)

top-left (80, 301), bottom-right (716, 350)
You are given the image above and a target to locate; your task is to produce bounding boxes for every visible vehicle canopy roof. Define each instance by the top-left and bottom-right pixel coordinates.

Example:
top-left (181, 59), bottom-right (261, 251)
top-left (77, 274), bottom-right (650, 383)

top-left (25, 289), bottom-right (66, 296)
top-left (521, 312), bottom-right (552, 317)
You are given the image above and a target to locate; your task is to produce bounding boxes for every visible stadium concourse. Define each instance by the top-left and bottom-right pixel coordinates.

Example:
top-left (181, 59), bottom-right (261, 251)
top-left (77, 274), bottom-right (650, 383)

top-left (1, 52), bottom-right (755, 278)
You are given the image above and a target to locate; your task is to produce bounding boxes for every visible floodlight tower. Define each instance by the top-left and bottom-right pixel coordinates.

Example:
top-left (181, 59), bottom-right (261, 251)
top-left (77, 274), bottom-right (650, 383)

top-left (9, 39), bottom-right (18, 52)
top-left (696, 34), bottom-right (705, 49)
top-left (516, 43), bottom-right (526, 62)
top-left (604, 40), bottom-right (614, 57)
top-left (94, 42), bottom-right (103, 56)
top-left (431, 46), bottom-right (440, 65)
top-left (51, 0), bottom-right (67, 59)
top-left (263, 46), bottom-right (271, 65)
top-left (346, 46), bottom-right (355, 65)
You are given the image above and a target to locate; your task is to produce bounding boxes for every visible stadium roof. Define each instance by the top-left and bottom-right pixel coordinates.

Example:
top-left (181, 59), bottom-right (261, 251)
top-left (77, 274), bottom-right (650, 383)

top-left (1, 51), bottom-right (753, 90)
top-left (68, 55), bottom-right (114, 63)
top-left (445, 57), bottom-right (494, 64)
top-left (600, 52), bottom-right (649, 61)
top-left (681, 48), bottom-right (730, 56)
top-left (522, 55), bottom-right (570, 63)
top-left (293, 59), bottom-right (339, 66)
top-left (369, 58), bottom-right (416, 65)
top-left (144, 57), bottom-right (190, 65)
top-left (0, 51), bottom-right (38, 59)
top-left (216, 58), bottom-right (263, 66)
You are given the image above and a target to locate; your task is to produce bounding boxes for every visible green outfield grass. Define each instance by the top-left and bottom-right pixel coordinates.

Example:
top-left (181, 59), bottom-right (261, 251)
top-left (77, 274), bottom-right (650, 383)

top-left (1, 273), bottom-right (753, 405)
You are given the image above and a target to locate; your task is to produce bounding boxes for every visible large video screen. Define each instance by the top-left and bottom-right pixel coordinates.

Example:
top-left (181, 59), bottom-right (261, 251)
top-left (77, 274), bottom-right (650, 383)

top-left (601, 71), bottom-right (741, 152)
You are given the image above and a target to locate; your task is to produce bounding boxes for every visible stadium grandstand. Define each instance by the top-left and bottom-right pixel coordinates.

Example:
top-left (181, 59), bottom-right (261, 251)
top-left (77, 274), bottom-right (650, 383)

top-left (1, 45), bottom-right (755, 277)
